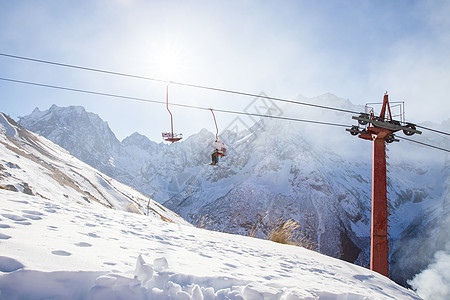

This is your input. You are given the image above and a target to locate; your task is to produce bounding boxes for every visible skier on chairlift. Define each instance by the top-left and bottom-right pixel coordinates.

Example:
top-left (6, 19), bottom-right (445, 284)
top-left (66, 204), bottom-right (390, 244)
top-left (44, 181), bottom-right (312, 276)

top-left (211, 139), bottom-right (226, 165)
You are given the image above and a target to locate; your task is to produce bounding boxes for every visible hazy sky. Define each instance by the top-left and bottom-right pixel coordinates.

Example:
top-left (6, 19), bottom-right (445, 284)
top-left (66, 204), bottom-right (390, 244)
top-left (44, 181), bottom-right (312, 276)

top-left (1, 0), bottom-right (449, 141)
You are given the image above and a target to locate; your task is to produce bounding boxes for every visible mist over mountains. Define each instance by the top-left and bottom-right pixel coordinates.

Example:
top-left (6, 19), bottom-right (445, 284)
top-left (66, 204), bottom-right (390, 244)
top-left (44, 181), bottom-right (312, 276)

top-left (18, 93), bottom-right (449, 287)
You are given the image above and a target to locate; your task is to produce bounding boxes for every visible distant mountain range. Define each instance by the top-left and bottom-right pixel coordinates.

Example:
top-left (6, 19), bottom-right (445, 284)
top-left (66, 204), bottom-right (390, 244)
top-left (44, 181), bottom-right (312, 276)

top-left (17, 93), bottom-right (449, 286)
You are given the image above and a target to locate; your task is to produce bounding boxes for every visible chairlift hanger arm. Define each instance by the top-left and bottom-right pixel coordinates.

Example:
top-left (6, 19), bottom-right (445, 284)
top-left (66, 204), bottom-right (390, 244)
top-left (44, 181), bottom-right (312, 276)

top-left (166, 83), bottom-right (173, 137)
top-left (162, 82), bottom-right (182, 142)
top-left (210, 109), bottom-right (219, 140)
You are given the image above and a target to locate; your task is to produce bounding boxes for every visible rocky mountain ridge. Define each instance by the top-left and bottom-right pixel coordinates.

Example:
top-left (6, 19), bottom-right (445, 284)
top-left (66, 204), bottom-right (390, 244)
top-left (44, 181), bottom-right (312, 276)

top-left (0, 111), bottom-right (188, 225)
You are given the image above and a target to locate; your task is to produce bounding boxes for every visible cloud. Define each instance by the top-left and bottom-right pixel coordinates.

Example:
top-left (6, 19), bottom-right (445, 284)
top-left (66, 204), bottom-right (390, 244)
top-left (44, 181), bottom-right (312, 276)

top-left (408, 247), bottom-right (450, 300)
top-left (408, 188), bottom-right (450, 300)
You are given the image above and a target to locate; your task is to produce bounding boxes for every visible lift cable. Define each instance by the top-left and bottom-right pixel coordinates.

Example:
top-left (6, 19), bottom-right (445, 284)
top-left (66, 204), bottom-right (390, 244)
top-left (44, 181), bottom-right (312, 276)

top-left (3, 52), bottom-right (449, 136)
top-left (0, 52), bottom-right (359, 114)
top-left (413, 124), bottom-right (450, 137)
top-left (0, 77), bottom-right (350, 128)
top-left (1, 76), bottom-right (449, 153)
top-left (396, 136), bottom-right (450, 153)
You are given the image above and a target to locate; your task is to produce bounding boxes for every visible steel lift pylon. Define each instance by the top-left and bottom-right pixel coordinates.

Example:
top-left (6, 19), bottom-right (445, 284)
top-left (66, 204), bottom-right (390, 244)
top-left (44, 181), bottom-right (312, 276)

top-left (347, 92), bottom-right (421, 277)
top-left (362, 127), bottom-right (390, 276)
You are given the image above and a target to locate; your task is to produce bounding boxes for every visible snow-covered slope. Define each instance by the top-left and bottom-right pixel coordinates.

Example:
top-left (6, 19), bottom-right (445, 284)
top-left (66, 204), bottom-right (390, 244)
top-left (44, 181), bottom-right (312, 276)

top-left (0, 189), bottom-right (420, 299)
top-left (0, 112), bottom-right (187, 225)
top-left (18, 94), bottom-right (449, 288)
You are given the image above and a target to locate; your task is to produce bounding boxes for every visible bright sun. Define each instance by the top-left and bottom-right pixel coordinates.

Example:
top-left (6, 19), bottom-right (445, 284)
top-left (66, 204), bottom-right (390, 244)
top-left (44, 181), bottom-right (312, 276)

top-left (151, 38), bottom-right (188, 81)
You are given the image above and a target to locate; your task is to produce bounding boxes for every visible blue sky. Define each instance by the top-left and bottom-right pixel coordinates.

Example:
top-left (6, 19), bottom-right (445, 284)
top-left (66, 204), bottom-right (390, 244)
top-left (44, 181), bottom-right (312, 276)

top-left (0, 0), bottom-right (449, 141)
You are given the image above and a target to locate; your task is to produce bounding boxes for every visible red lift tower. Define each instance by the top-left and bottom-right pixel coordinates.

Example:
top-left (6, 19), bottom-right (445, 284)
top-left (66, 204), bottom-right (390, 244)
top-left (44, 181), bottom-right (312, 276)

top-left (347, 92), bottom-right (421, 276)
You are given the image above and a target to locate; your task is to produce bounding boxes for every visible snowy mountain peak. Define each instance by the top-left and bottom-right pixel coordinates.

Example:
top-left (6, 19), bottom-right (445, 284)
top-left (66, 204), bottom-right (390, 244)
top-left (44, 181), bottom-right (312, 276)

top-left (48, 103), bottom-right (84, 113)
top-left (122, 132), bottom-right (154, 149)
top-left (21, 104), bottom-right (107, 132)
top-left (19, 105), bottom-right (121, 174)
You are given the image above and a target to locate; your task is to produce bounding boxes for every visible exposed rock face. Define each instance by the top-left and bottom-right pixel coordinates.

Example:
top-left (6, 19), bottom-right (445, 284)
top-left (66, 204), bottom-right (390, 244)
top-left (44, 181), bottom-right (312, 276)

top-left (19, 105), bottom-right (121, 176)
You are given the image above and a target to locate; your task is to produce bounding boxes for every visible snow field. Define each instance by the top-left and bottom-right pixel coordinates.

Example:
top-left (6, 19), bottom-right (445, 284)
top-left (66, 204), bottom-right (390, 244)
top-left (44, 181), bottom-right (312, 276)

top-left (0, 190), bottom-right (420, 299)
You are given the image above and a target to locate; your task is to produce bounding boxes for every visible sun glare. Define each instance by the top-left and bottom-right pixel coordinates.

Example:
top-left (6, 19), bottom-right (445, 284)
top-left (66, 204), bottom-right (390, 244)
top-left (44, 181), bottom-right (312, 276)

top-left (151, 38), bottom-right (188, 81)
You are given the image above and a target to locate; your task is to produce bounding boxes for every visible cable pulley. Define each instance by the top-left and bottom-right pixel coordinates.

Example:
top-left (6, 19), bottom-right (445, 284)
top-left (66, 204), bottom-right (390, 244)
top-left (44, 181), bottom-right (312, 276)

top-left (347, 92), bottom-right (422, 141)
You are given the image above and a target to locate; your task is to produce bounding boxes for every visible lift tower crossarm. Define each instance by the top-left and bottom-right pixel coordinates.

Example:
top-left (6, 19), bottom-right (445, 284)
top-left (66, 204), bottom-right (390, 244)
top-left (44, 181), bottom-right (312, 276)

top-left (350, 92), bottom-right (422, 136)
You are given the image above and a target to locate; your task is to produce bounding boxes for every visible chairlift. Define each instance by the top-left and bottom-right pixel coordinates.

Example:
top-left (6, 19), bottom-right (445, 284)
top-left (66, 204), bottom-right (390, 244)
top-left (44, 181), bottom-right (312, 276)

top-left (210, 109), bottom-right (226, 157)
top-left (209, 109), bottom-right (227, 166)
top-left (162, 83), bottom-right (183, 143)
